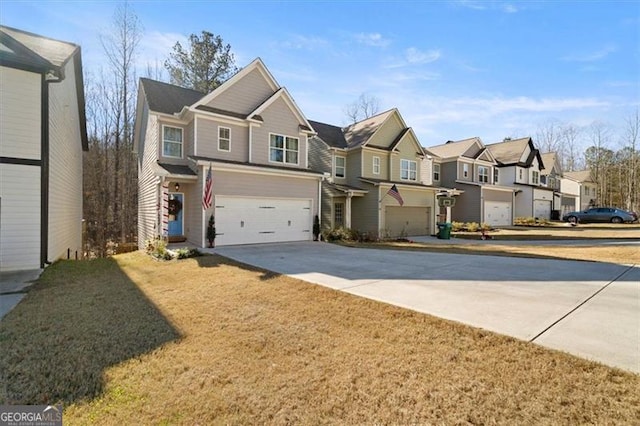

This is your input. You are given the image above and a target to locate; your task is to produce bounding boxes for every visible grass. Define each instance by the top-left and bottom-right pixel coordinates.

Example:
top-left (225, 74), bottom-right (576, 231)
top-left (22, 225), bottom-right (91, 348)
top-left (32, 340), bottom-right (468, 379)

top-left (1, 252), bottom-right (638, 424)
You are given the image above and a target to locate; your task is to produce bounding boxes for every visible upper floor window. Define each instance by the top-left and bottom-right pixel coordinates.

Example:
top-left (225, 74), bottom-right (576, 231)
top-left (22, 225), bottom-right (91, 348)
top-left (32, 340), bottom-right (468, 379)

top-left (401, 159), bottom-right (417, 181)
top-left (335, 156), bottom-right (346, 178)
top-left (478, 166), bottom-right (489, 183)
top-left (541, 175), bottom-right (547, 186)
top-left (218, 126), bottom-right (231, 151)
top-left (532, 171), bottom-right (539, 185)
top-left (373, 156), bottom-right (380, 175)
top-left (493, 168), bottom-right (499, 184)
top-left (269, 134), bottom-right (299, 165)
top-left (463, 163), bottom-right (469, 178)
top-left (519, 168), bottom-right (523, 180)
top-left (433, 164), bottom-right (440, 181)
top-left (163, 125), bottom-right (183, 158)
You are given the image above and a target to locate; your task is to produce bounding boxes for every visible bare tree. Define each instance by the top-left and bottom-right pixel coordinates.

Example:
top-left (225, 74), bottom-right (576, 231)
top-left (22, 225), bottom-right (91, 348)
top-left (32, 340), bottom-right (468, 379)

top-left (535, 118), bottom-right (564, 153)
top-left (584, 121), bottom-right (613, 206)
top-left (559, 124), bottom-right (583, 171)
top-left (621, 109), bottom-right (639, 211)
top-left (344, 93), bottom-right (380, 124)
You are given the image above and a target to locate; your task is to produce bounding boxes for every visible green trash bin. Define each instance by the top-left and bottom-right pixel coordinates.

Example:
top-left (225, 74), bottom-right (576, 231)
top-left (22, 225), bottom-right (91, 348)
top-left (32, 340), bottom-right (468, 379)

top-left (437, 222), bottom-right (452, 240)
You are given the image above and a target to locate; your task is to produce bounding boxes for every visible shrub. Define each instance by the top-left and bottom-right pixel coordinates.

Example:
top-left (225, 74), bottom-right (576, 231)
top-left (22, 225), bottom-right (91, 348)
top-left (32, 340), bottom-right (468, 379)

top-left (322, 227), bottom-right (352, 242)
top-left (514, 217), bottom-right (536, 226)
top-left (146, 238), bottom-right (172, 261)
top-left (480, 222), bottom-right (492, 231)
top-left (466, 222), bottom-right (480, 232)
top-left (174, 247), bottom-right (202, 259)
top-left (451, 221), bottom-right (465, 232)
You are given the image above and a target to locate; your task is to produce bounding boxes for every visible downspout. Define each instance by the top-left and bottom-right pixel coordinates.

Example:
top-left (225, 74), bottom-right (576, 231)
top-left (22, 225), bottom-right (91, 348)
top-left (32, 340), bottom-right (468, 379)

top-left (40, 74), bottom-right (50, 267)
top-left (248, 123), bottom-right (253, 163)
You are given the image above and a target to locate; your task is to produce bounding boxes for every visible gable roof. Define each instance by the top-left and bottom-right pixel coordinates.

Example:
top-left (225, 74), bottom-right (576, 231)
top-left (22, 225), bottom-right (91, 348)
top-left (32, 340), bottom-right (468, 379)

top-left (427, 137), bottom-right (483, 159)
top-left (540, 152), bottom-right (561, 174)
top-left (564, 169), bottom-right (594, 183)
top-left (486, 137), bottom-right (543, 168)
top-left (343, 109), bottom-right (397, 148)
top-left (308, 120), bottom-right (348, 148)
top-left (139, 78), bottom-right (206, 115)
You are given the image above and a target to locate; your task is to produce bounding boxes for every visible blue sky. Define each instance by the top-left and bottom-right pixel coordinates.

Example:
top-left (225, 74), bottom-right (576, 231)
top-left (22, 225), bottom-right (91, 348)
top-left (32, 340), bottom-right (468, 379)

top-left (1, 1), bottom-right (638, 149)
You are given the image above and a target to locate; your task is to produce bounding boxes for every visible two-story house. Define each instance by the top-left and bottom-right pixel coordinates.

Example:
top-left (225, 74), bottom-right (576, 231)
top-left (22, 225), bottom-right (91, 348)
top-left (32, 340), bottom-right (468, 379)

top-left (562, 170), bottom-right (598, 212)
top-left (309, 109), bottom-right (439, 238)
top-left (0, 26), bottom-right (88, 271)
top-left (427, 137), bottom-right (516, 226)
top-left (540, 152), bottom-right (563, 219)
top-left (486, 137), bottom-right (554, 220)
top-left (134, 58), bottom-right (323, 248)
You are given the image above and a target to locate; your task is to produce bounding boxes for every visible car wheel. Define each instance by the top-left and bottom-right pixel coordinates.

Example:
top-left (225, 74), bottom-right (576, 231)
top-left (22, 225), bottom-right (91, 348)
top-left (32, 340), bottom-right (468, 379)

top-left (568, 216), bottom-right (578, 224)
top-left (611, 216), bottom-right (623, 224)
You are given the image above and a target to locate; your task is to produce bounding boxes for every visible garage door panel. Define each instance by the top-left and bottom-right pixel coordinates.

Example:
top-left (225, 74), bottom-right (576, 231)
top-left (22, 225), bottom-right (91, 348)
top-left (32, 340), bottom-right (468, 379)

top-left (484, 201), bottom-right (511, 226)
top-left (386, 206), bottom-right (430, 236)
top-left (215, 197), bottom-right (312, 246)
top-left (534, 200), bottom-right (551, 220)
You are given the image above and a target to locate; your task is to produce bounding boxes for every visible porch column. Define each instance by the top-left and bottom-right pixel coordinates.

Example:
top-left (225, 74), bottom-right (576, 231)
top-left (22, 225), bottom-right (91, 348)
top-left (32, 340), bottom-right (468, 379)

top-left (346, 193), bottom-right (353, 229)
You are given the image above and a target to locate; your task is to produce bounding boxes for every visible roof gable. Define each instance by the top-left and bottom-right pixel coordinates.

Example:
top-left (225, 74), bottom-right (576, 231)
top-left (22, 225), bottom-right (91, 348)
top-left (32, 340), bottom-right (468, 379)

top-left (427, 137), bottom-right (484, 159)
top-left (540, 152), bottom-right (562, 175)
top-left (0, 25), bottom-right (77, 73)
top-left (139, 78), bottom-right (206, 115)
top-left (564, 169), bottom-right (594, 183)
top-left (390, 127), bottom-right (424, 157)
top-left (343, 109), bottom-right (398, 148)
top-left (248, 87), bottom-right (314, 133)
top-left (486, 137), bottom-right (540, 166)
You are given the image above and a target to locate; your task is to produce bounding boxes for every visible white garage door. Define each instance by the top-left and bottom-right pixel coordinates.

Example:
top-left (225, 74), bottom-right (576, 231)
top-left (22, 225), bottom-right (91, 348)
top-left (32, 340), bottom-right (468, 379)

top-left (484, 201), bottom-right (512, 226)
top-left (534, 200), bottom-right (551, 220)
top-left (215, 196), bottom-right (312, 246)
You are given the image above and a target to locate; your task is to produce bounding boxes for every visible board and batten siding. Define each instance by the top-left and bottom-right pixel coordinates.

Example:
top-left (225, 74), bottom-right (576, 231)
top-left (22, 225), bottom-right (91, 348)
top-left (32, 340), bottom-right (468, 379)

top-left (137, 112), bottom-right (160, 249)
top-left (351, 182), bottom-right (380, 235)
top-left (205, 68), bottom-right (274, 115)
top-left (307, 138), bottom-right (333, 231)
top-left (48, 57), bottom-right (83, 262)
top-left (0, 67), bottom-right (41, 160)
top-left (514, 187), bottom-right (534, 218)
top-left (439, 161), bottom-right (458, 188)
top-left (196, 117), bottom-right (249, 162)
top-left (451, 184), bottom-right (482, 223)
top-left (250, 97), bottom-right (307, 168)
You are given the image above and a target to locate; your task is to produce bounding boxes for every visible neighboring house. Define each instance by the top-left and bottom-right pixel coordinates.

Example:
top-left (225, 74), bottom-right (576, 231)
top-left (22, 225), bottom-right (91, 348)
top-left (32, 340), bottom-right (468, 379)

top-left (540, 152), bottom-right (563, 219)
top-left (134, 58), bottom-right (323, 248)
top-left (427, 137), bottom-right (516, 226)
top-left (0, 26), bottom-right (88, 271)
top-left (562, 170), bottom-right (598, 212)
top-left (308, 109), bottom-right (439, 238)
top-left (486, 137), bottom-right (554, 220)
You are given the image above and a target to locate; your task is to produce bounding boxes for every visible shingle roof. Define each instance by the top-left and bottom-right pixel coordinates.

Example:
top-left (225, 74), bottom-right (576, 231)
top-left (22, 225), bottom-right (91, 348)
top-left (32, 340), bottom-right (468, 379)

top-left (140, 78), bottom-right (205, 115)
top-left (427, 137), bottom-right (482, 158)
top-left (157, 163), bottom-right (197, 176)
top-left (343, 109), bottom-right (395, 148)
top-left (540, 152), bottom-right (558, 174)
top-left (564, 169), bottom-right (594, 183)
top-left (486, 137), bottom-right (532, 164)
top-left (308, 120), bottom-right (348, 148)
top-left (0, 25), bottom-right (77, 72)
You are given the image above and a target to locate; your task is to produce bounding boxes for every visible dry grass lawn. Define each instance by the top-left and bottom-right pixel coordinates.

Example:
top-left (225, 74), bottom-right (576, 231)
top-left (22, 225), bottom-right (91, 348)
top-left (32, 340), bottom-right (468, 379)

top-left (1, 252), bottom-right (638, 424)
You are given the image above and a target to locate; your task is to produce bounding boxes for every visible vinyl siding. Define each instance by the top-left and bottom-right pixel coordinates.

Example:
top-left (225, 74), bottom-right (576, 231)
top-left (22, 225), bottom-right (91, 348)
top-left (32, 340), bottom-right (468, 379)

top-left (308, 137), bottom-right (331, 174)
top-left (196, 117), bottom-right (249, 162)
top-left (0, 67), bottom-right (41, 160)
top-left (439, 161), bottom-right (458, 188)
top-left (205, 68), bottom-right (274, 115)
top-left (48, 58), bottom-right (83, 262)
top-left (451, 184), bottom-right (482, 223)
top-left (345, 150), bottom-right (362, 186)
top-left (367, 115), bottom-right (403, 149)
top-left (483, 188), bottom-right (513, 203)
top-left (351, 183), bottom-right (380, 235)
top-left (182, 172), bottom-right (205, 247)
top-left (458, 160), bottom-right (473, 182)
top-left (137, 111), bottom-right (160, 249)
top-left (514, 187), bottom-right (534, 217)
top-left (380, 185), bottom-right (436, 236)
top-left (361, 149), bottom-right (388, 180)
top-left (0, 164), bottom-right (40, 271)
top-left (158, 119), bottom-right (190, 165)
top-left (251, 97), bottom-right (307, 168)
top-left (391, 136), bottom-right (422, 183)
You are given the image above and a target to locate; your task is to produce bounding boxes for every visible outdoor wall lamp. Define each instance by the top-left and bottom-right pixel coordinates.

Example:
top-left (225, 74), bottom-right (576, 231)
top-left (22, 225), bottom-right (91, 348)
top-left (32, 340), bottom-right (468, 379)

top-left (175, 183), bottom-right (180, 191)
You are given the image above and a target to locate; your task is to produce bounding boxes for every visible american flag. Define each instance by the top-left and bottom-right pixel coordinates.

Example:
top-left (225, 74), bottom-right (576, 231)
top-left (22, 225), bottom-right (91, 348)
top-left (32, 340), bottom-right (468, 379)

top-left (387, 184), bottom-right (404, 206)
top-left (202, 164), bottom-right (213, 210)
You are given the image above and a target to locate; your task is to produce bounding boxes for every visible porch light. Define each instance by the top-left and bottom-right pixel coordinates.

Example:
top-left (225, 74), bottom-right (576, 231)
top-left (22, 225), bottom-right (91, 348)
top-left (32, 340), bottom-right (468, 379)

top-left (175, 183), bottom-right (180, 191)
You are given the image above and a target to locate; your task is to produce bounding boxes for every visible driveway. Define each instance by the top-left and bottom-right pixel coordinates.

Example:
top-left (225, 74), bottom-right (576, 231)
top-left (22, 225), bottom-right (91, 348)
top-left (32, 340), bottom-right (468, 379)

top-left (216, 242), bottom-right (639, 373)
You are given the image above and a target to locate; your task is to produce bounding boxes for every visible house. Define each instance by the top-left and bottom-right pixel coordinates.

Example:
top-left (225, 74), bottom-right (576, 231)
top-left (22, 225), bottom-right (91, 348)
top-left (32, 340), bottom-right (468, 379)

top-left (562, 170), bottom-right (598, 212)
top-left (540, 152), bottom-right (563, 219)
top-left (134, 58), bottom-right (323, 248)
top-left (486, 137), bottom-right (554, 220)
top-left (308, 109), bottom-right (440, 238)
top-left (0, 26), bottom-right (88, 271)
top-left (427, 137), bottom-right (516, 226)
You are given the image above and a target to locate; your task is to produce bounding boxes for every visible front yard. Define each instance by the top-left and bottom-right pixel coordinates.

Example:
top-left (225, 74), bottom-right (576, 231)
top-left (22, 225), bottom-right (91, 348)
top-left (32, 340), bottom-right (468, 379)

top-left (1, 252), bottom-right (638, 424)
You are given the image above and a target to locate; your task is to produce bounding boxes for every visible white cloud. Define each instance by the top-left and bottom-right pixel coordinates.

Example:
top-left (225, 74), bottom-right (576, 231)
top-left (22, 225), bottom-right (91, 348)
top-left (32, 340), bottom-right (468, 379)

top-left (502, 3), bottom-right (518, 13)
top-left (562, 44), bottom-right (618, 62)
top-left (405, 47), bottom-right (441, 64)
top-left (276, 35), bottom-right (329, 50)
top-left (354, 32), bottom-right (391, 47)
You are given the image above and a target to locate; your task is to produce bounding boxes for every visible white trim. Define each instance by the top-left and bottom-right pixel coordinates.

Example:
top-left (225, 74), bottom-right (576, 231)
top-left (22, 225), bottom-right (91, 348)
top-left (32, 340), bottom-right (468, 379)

top-left (268, 132), bottom-right (300, 166)
top-left (192, 158), bottom-right (323, 180)
top-left (478, 165), bottom-right (489, 183)
top-left (463, 163), bottom-right (470, 178)
top-left (432, 163), bottom-right (440, 181)
top-left (400, 159), bottom-right (417, 181)
top-left (161, 124), bottom-right (183, 159)
top-left (248, 123), bottom-right (253, 163)
top-left (168, 191), bottom-right (185, 236)
top-left (373, 156), bottom-right (380, 175)
top-left (193, 111), bottom-right (250, 127)
top-left (218, 126), bottom-right (231, 152)
top-left (194, 116), bottom-right (198, 155)
top-left (334, 155), bottom-right (346, 178)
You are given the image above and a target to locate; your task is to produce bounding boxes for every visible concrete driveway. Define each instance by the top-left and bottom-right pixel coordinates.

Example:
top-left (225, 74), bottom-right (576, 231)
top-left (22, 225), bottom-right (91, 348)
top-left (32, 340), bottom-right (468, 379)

top-left (216, 242), bottom-right (639, 373)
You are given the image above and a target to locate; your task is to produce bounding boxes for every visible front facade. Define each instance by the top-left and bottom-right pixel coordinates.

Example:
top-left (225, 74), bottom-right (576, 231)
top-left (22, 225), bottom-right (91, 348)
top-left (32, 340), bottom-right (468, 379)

top-left (487, 137), bottom-right (554, 220)
top-left (309, 109), bottom-right (439, 238)
top-left (134, 58), bottom-right (323, 248)
top-left (562, 170), bottom-right (598, 212)
top-left (427, 137), bottom-right (516, 226)
top-left (0, 26), bottom-right (88, 271)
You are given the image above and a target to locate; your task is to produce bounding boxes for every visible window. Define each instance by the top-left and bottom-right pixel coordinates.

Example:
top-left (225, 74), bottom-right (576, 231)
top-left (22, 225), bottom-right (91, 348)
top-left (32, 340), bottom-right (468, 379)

top-left (478, 166), bottom-right (489, 183)
top-left (218, 126), bottom-right (230, 151)
top-left (334, 203), bottom-right (344, 227)
top-left (532, 171), bottom-right (539, 185)
top-left (373, 156), bottom-right (380, 175)
top-left (493, 168), bottom-right (499, 184)
top-left (163, 126), bottom-right (183, 158)
top-left (433, 164), bottom-right (440, 181)
top-left (463, 163), bottom-right (469, 178)
top-left (269, 134), bottom-right (299, 164)
top-left (519, 168), bottom-right (523, 180)
top-left (401, 159), bottom-right (417, 181)
top-left (335, 156), bottom-right (346, 178)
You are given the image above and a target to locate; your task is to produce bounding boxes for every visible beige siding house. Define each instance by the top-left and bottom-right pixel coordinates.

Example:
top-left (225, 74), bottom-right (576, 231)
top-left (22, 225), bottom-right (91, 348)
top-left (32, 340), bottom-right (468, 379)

top-left (562, 170), bottom-right (598, 212)
top-left (309, 109), bottom-right (440, 238)
top-left (134, 58), bottom-right (323, 248)
top-left (0, 26), bottom-right (88, 271)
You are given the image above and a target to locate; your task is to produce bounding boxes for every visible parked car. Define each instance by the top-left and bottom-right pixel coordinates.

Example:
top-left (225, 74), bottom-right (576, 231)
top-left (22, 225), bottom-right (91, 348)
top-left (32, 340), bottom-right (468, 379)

top-left (562, 207), bottom-right (638, 224)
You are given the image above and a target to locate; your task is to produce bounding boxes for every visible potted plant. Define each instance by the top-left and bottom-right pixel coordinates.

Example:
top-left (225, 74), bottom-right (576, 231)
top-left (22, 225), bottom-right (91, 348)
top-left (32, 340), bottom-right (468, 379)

top-left (313, 215), bottom-right (320, 241)
top-left (207, 214), bottom-right (216, 248)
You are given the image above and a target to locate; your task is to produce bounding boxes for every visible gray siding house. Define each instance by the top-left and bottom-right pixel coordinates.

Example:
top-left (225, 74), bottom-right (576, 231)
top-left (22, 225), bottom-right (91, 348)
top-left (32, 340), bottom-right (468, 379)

top-left (0, 26), bottom-right (88, 271)
top-left (134, 58), bottom-right (323, 248)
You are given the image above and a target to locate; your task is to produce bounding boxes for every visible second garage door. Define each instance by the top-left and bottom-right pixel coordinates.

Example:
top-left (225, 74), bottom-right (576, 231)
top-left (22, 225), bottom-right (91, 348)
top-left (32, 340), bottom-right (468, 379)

top-left (534, 200), bottom-right (551, 220)
top-left (386, 206), bottom-right (431, 237)
top-left (215, 196), bottom-right (312, 246)
top-left (484, 201), bottom-right (512, 226)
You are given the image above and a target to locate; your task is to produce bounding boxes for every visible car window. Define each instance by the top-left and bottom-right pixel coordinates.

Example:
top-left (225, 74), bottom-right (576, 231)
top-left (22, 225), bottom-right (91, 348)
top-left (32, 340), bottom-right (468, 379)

top-left (596, 208), bottom-right (607, 213)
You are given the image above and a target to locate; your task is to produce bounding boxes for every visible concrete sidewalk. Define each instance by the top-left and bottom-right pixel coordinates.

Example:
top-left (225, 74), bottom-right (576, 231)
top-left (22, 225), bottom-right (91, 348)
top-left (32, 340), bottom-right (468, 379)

top-left (216, 242), bottom-right (639, 373)
top-left (0, 269), bottom-right (42, 320)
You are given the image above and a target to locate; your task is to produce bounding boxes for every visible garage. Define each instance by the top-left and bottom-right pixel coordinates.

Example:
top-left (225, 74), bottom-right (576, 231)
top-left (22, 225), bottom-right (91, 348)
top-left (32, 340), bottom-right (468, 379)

top-left (215, 196), bottom-right (312, 246)
top-left (484, 201), bottom-right (512, 226)
top-left (386, 206), bottom-right (431, 236)
top-left (534, 199), bottom-right (552, 220)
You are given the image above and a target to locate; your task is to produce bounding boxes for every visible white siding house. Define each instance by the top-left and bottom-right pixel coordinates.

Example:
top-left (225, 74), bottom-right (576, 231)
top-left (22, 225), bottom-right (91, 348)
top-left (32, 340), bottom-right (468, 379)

top-left (0, 26), bottom-right (88, 271)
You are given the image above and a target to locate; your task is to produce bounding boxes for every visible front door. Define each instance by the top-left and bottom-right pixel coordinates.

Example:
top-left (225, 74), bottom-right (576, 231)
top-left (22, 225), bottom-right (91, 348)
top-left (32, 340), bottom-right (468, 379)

top-left (168, 192), bottom-right (184, 236)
